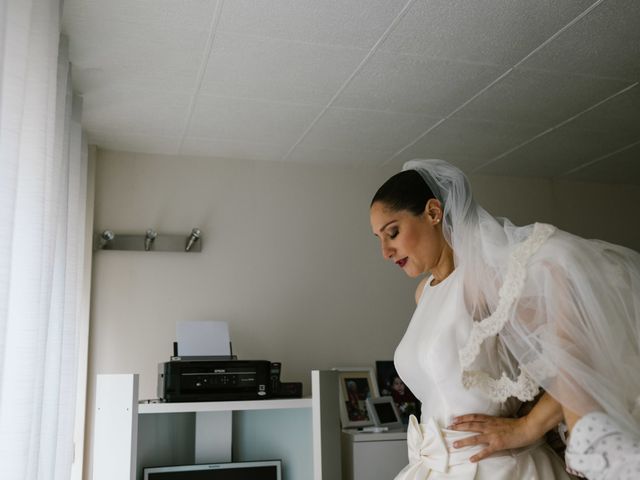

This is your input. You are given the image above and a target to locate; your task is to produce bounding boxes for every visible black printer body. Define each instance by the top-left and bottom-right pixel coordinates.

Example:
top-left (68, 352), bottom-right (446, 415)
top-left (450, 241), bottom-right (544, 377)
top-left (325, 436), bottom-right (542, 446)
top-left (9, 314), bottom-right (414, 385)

top-left (158, 359), bottom-right (275, 402)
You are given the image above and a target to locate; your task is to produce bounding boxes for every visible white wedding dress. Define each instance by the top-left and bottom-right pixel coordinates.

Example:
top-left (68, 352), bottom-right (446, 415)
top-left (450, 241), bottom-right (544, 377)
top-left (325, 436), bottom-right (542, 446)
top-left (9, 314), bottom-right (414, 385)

top-left (393, 268), bottom-right (570, 479)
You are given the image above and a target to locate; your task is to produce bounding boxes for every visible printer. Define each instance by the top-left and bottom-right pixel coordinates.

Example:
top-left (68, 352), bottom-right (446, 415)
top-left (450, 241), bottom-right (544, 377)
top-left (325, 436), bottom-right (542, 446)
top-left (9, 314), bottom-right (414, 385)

top-left (158, 321), bottom-right (302, 402)
top-left (158, 358), bottom-right (275, 402)
top-left (158, 358), bottom-right (302, 402)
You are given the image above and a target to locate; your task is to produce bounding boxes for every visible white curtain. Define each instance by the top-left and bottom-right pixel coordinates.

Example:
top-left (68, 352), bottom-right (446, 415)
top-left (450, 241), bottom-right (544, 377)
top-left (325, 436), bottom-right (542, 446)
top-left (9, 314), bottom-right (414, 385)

top-left (0, 0), bottom-right (90, 479)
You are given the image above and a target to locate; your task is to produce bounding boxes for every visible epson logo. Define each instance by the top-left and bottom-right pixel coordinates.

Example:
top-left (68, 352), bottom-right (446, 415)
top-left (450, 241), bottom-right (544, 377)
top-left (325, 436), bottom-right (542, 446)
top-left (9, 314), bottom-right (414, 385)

top-left (214, 369), bottom-right (225, 373)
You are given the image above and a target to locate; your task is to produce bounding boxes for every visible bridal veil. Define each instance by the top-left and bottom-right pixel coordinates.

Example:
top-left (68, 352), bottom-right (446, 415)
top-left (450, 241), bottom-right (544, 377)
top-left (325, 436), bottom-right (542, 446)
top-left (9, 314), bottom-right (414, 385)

top-left (403, 159), bottom-right (640, 436)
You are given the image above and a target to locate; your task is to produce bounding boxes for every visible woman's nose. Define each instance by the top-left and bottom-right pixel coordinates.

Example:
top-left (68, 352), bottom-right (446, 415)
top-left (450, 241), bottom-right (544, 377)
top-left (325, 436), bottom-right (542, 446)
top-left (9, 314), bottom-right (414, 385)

top-left (381, 242), bottom-right (394, 259)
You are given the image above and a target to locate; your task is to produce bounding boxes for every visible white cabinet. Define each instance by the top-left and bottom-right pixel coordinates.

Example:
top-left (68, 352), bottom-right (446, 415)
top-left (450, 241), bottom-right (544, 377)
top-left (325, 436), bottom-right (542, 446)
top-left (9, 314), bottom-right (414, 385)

top-left (92, 370), bottom-right (342, 480)
top-left (341, 430), bottom-right (407, 480)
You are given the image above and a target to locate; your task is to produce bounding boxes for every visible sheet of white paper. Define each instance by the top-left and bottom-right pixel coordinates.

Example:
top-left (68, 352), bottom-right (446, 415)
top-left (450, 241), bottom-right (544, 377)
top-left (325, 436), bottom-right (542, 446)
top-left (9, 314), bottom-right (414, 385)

top-left (176, 320), bottom-right (231, 356)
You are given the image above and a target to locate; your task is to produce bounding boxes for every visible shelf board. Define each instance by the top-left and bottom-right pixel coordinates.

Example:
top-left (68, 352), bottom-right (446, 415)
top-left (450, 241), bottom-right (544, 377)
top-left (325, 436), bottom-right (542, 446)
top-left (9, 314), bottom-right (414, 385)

top-left (138, 397), bottom-right (312, 414)
top-left (341, 429), bottom-right (407, 441)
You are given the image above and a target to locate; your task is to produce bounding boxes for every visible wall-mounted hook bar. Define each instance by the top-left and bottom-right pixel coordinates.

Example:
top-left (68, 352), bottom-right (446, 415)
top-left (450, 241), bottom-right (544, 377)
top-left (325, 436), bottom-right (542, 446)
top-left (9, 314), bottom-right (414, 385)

top-left (93, 228), bottom-right (203, 252)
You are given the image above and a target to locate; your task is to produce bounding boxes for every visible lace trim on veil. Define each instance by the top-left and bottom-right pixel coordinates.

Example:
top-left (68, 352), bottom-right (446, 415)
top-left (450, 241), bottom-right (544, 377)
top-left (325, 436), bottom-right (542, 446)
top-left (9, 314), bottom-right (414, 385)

top-left (461, 370), bottom-right (540, 402)
top-left (459, 222), bottom-right (556, 402)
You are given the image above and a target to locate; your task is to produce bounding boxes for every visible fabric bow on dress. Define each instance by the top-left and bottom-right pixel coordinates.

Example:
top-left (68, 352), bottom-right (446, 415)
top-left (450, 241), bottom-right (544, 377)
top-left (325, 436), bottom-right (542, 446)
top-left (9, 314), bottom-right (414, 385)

top-left (394, 415), bottom-right (450, 479)
top-left (394, 415), bottom-right (483, 480)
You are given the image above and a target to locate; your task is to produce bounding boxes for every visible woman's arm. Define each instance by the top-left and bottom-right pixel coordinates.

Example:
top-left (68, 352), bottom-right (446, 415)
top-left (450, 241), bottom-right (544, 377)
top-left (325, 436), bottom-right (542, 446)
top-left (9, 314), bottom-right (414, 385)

top-left (561, 404), bottom-right (580, 432)
top-left (448, 392), bottom-right (563, 462)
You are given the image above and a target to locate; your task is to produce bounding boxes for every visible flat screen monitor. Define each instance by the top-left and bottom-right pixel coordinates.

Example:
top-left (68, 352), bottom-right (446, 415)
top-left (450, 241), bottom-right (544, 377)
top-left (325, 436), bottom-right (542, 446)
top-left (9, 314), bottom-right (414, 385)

top-left (143, 460), bottom-right (281, 480)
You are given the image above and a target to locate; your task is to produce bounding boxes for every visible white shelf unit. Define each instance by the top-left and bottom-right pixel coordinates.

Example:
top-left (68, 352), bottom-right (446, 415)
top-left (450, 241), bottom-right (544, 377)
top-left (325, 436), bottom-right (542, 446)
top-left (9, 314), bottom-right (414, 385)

top-left (92, 371), bottom-right (342, 480)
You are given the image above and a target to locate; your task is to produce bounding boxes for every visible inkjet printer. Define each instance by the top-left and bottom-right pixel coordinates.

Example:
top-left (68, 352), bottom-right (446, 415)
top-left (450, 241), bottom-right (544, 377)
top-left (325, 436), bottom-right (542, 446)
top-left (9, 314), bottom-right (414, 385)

top-left (158, 343), bottom-right (302, 402)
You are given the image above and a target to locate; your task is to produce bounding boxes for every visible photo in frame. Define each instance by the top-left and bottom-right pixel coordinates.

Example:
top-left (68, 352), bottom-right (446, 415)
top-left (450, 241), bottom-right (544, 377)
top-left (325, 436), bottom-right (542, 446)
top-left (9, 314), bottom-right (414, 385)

top-left (334, 368), bottom-right (379, 428)
top-left (375, 360), bottom-right (421, 425)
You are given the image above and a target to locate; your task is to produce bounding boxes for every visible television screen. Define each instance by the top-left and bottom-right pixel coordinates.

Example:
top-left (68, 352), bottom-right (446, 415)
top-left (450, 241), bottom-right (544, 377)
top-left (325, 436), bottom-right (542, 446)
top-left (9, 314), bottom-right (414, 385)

top-left (143, 460), bottom-right (281, 480)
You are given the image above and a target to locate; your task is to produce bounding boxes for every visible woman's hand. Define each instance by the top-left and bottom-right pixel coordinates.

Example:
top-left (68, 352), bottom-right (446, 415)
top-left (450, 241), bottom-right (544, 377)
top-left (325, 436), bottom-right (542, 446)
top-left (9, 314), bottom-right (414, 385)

top-left (448, 393), bottom-right (564, 462)
top-left (447, 413), bottom-right (542, 462)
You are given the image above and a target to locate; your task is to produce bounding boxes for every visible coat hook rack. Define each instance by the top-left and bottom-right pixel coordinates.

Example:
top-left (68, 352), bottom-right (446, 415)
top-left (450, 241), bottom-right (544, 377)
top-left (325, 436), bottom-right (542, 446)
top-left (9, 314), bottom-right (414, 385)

top-left (93, 228), bottom-right (203, 252)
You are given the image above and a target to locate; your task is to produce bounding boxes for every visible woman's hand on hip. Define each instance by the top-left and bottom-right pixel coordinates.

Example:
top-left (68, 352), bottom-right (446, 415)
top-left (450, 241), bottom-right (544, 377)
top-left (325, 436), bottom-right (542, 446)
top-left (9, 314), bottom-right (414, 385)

top-left (447, 413), bottom-right (541, 462)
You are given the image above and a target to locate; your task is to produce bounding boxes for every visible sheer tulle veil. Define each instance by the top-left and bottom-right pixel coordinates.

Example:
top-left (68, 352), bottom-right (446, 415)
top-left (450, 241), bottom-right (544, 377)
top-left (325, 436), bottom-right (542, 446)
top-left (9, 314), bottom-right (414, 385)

top-left (403, 159), bottom-right (640, 436)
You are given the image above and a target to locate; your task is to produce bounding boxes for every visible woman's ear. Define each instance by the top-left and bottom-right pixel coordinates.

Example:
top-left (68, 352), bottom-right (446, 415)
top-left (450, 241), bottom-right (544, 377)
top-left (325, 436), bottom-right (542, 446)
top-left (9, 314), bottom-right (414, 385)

top-left (425, 198), bottom-right (443, 225)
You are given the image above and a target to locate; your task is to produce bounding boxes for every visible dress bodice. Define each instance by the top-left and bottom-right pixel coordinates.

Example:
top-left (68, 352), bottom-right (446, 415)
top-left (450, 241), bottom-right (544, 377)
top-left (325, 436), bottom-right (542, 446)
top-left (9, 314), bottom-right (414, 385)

top-left (394, 269), bottom-right (516, 428)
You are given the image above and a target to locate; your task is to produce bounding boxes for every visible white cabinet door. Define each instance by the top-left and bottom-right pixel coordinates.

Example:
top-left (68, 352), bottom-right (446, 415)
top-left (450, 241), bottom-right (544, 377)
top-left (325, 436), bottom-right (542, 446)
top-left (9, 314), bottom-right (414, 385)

top-left (352, 439), bottom-right (407, 480)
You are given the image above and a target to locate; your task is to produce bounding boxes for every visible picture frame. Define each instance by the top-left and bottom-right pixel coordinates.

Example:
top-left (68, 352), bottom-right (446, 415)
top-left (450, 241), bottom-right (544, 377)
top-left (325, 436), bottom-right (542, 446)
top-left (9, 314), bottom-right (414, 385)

top-left (366, 396), bottom-right (404, 430)
top-left (375, 360), bottom-right (421, 425)
top-left (334, 368), bottom-right (379, 428)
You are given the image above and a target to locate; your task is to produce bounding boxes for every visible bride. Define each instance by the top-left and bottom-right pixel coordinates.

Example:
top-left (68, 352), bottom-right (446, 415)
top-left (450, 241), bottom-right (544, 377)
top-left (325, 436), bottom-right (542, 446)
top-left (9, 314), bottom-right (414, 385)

top-left (369, 159), bottom-right (640, 479)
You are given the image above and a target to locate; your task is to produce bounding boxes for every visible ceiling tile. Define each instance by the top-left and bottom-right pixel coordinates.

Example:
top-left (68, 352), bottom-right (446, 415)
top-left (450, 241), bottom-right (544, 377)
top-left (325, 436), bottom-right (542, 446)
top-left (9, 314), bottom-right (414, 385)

top-left (562, 84), bottom-right (640, 136)
top-left (89, 132), bottom-right (181, 155)
top-left (82, 89), bottom-right (192, 137)
top-left (64, 18), bottom-right (209, 93)
top-left (453, 68), bottom-right (632, 126)
top-left (185, 95), bottom-right (321, 144)
top-left (70, 64), bottom-right (199, 96)
top-left (287, 145), bottom-right (393, 167)
top-left (387, 145), bottom-right (490, 172)
top-left (392, 117), bottom-right (544, 162)
top-left (218, 0), bottom-right (407, 49)
top-left (300, 107), bottom-right (440, 152)
top-left (63, 17), bottom-right (209, 69)
top-left (199, 33), bottom-right (368, 104)
top-left (63, 0), bottom-right (218, 30)
top-left (380, 0), bottom-right (594, 66)
top-left (519, 0), bottom-right (640, 81)
top-left (180, 137), bottom-right (289, 162)
top-left (334, 50), bottom-right (505, 115)
top-left (476, 125), bottom-right (639, 178)
top-left (561, 141), bottom-right (640, 185)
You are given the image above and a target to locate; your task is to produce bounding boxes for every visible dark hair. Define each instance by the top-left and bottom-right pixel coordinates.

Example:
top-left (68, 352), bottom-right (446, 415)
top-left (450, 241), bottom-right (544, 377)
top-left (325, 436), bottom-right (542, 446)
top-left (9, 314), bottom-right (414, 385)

top-left (370, 170), bottom-right (436, 216)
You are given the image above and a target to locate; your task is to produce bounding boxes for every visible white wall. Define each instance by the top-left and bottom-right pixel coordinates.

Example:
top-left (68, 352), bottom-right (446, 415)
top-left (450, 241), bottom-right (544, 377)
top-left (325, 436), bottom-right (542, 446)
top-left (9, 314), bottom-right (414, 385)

top-left (84, 150), bottom-right (640, 478)
top-left (89, 151), bottom-right (418, 399)
top-left (473, 175), bottom-right (640, 250)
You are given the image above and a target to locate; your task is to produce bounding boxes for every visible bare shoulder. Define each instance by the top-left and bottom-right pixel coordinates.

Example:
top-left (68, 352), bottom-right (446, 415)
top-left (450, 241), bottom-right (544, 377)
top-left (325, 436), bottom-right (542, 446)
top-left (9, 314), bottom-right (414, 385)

top-left (415, 276), bottom-right (429, 305)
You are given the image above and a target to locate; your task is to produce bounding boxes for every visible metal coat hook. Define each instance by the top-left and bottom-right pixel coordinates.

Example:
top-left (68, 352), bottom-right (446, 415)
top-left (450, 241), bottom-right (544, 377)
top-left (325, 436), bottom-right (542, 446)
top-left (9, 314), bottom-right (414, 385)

top-left (144, 229), bottom-right (157, 251)
top-left (185, 228), bottom-right (200, 252)
top-left (98, 230), bottom-right (115, 249)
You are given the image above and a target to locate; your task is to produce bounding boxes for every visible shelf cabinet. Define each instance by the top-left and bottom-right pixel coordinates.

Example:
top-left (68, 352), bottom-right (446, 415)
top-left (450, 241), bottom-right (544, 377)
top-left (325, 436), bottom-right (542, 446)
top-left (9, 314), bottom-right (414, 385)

top-left (92, 370), bottom-right (341, 480)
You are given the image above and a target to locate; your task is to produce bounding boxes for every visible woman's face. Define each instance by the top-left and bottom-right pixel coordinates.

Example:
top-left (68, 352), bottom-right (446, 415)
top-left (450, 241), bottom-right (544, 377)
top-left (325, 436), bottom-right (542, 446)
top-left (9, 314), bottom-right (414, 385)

top-left (392, 376), bottom-right (405, 393)
top-left (370, 200), bottom-right (445, 278)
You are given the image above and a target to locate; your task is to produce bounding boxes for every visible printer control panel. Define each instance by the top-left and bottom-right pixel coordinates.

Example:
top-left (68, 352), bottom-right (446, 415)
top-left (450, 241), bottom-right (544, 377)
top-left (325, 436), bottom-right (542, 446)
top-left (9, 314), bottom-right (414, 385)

top-left (185, 371), bottom-right (264, 393)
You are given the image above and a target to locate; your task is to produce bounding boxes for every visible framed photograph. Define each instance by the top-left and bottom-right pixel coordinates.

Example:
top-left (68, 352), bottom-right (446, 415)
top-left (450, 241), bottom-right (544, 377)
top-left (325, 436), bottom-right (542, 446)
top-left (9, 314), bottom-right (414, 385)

top-left (335, 368), bottom-right (379, 428)
top-left (366, 396), bottom-right (403, 430)
top-left (375, 360), bottom-right (421, 425)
